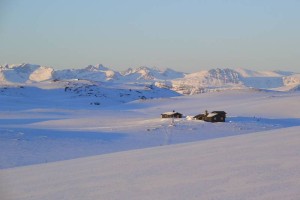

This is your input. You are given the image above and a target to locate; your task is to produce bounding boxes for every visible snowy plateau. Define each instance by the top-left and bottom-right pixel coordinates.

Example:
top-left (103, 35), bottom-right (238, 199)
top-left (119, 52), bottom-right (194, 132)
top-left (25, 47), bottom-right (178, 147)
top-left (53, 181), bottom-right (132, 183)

top-left (1, 63), bottom-right (300, 200)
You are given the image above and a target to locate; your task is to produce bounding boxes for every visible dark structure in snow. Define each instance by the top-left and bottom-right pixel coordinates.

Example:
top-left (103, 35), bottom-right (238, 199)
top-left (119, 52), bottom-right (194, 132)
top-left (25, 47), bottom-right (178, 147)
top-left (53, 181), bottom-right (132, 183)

top-left (194, 110), bottom-right (226, 122)
top-left (193, 114), bottom-right (206, 120)
top-left (161, 111), bottom-right (183, 118)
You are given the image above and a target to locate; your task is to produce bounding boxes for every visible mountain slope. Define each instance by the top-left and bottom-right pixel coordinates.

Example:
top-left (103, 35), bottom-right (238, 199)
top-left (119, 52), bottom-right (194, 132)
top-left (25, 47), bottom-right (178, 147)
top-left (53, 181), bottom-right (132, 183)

top-left (121, 66), bottom-right (185, 82)
top-left (1, 63), bottom-right (300, 94)
top-left (0, 64), bottom-right (54, 83)
top-left (53, 64), bottom-right (121, 81)
top-left (169, 68), bottom-right (243, 94)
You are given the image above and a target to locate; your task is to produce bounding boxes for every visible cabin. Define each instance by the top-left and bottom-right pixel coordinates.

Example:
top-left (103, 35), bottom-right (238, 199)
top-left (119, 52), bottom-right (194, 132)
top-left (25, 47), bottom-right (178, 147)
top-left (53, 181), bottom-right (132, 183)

top-left (161, 111), bottom-right (183, 118)
top-left (193, 114), bottom-right (205, 120)
top-left (211, 111), bottom-right (226, 122)
top-left (193, 110), bottom-right (226, 122)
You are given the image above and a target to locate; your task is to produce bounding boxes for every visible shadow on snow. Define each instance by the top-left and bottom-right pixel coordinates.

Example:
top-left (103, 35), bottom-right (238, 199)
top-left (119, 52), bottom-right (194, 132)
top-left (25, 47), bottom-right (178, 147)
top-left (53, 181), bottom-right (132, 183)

top-left (227, 116), bottom-right (300, 128)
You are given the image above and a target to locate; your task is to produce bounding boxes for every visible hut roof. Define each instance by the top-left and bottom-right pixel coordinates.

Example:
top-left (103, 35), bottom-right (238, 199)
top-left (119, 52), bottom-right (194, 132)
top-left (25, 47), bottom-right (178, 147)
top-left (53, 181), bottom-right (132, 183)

top-left (161, 111), bottom-right (181, 115)
top-left (194, 114), bottom-right (205, 118)
top-left (207, 113), bottom-right (218, 117)
top-left (212, 111), bottom-right (227, 114)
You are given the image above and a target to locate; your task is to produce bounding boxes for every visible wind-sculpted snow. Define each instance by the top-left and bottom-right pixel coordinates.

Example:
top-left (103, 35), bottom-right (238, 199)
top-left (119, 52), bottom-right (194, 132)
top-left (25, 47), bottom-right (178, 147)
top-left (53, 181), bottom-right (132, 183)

top-left (1, 63), bottom-right (300, 94)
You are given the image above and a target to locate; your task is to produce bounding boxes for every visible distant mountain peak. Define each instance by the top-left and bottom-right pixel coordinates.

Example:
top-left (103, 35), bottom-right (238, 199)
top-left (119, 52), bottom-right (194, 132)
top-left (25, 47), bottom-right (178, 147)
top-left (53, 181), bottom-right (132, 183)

top-left (85, 64), bottom-right (109, 71)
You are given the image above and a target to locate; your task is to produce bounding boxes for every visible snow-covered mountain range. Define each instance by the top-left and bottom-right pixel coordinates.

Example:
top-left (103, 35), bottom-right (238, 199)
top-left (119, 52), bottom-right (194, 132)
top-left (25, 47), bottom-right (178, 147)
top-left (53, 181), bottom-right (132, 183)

top-left (1, 63), bottom-right (300, 94)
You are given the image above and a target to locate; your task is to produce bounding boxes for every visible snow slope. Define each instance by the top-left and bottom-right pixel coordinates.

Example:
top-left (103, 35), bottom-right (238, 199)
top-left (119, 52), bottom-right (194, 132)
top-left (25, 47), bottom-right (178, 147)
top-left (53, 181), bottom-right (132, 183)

top-left (1, 126), bottom-right (300, 200)
top-left (53, 64), bottom-right (122, 81)
top-left (0, 80), bottom-right (180, 111)
top-left (120, 66), bottom-right (185, 82)
top-left (0, 64), bottom-right (53, 83)
top-left (170, 68), bottom-right (243, 94)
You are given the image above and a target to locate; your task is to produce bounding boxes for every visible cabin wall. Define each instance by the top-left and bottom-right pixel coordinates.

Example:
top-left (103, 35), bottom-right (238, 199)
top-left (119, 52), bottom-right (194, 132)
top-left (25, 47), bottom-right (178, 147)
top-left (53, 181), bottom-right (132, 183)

top-left (203, 114), bottom-right (226, 122)
top-left (161, 114), bottom-right (182, 118)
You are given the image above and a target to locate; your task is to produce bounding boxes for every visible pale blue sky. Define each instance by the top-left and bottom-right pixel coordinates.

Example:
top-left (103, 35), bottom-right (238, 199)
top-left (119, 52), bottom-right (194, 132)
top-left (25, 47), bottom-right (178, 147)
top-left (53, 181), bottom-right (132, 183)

top-left (0, 0), bottom-right (299, 72)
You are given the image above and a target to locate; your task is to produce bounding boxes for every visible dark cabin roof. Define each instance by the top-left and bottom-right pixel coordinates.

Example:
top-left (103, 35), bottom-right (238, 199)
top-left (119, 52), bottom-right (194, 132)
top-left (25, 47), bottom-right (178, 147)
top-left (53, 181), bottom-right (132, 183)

top-left (161, 112), bottom-right (182, 116)
top-left (193, 114), bottom-right (205, 118)
top-left (211, 111), bottom-right (227, 115)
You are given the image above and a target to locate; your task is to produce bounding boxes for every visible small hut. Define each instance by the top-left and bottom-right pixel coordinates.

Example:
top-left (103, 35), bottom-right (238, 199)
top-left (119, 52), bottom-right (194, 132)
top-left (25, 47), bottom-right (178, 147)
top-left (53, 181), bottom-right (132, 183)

top-left (193, 110), bottom-right (226, 122)
top-left (161, 110), bottom-right (183, 118)
top-left (193, 114), bottom-right (205, 120)
top-left (194, 110), bottom-right (208, 120)
top-left (211, 111), bottom-right (226, 122)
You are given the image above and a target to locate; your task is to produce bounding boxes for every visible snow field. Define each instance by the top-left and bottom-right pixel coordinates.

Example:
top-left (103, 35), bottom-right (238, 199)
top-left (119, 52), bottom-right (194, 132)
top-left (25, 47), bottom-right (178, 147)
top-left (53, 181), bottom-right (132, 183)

top-left (1, 82), bottom-right (300, 199)
top-left (1, 89), bottom-right (299, 169)
top-left (1, 126), bottom-right (300, 200)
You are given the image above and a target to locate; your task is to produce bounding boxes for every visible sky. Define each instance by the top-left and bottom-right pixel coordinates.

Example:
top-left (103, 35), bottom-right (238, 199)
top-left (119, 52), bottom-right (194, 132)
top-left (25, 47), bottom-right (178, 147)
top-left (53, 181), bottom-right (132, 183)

top-left (0, 0), bottom-right (299, 72)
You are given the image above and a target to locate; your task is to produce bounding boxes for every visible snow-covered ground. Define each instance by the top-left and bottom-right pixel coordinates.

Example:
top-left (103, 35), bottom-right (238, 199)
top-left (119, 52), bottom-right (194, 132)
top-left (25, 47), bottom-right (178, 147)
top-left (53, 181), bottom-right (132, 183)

top-left (1, 79), bottom-right (300, 199)
top-left (1, 126), bottom-right (300, 200)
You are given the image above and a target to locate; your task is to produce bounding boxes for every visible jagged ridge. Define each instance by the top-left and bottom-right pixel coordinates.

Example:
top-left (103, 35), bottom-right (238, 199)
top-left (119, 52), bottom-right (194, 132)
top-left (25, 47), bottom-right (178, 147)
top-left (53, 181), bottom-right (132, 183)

top-left (1, 63), bottom-right (299, 94)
